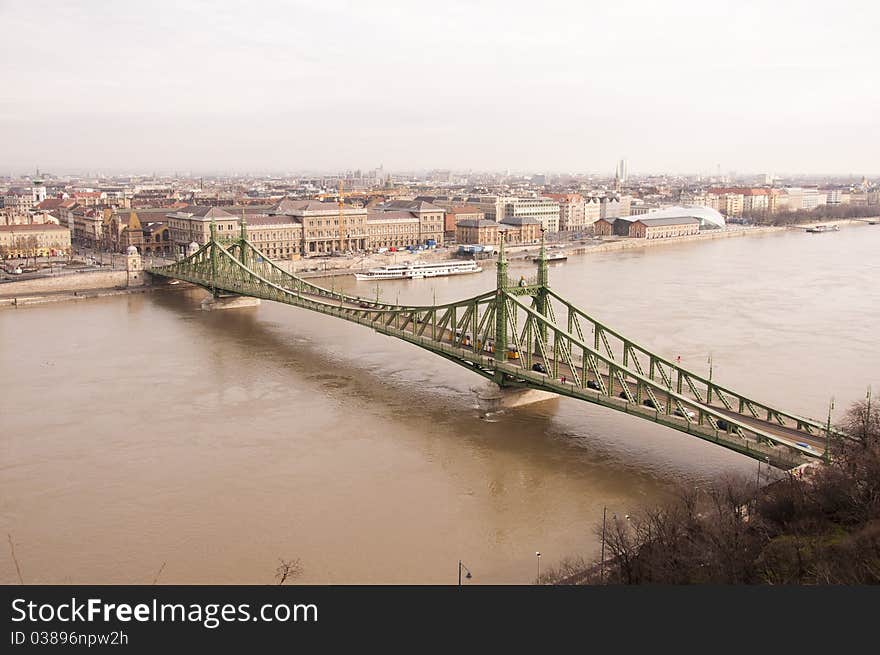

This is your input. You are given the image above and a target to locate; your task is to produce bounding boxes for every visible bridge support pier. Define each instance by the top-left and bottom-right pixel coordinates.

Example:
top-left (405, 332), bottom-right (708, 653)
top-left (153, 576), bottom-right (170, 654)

top-left (200, 293), bottom-right (261, 311)
top-left (475, 382), bottom-right (557, 413)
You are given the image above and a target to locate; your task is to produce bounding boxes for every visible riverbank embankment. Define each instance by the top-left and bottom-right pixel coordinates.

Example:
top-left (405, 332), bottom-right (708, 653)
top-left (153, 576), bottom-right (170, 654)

top-left (3, 219), bottom-right (876, 305)
top-left (0, 283), bottom-right (173, 309)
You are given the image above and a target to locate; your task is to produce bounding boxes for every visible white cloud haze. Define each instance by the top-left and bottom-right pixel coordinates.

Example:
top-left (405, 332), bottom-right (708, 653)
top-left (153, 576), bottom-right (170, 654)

top-left (1, 0), bottom-right (877, 174)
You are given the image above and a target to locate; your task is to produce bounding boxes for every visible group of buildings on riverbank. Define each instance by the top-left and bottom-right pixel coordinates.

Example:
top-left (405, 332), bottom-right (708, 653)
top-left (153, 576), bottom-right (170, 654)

top-left (1, 169), bottom-right (878, 261)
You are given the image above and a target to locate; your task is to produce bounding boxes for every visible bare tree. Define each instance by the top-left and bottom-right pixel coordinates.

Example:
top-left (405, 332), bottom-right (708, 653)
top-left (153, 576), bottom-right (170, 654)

top-left (151, 562), bottom-right (167, 585)
top-left (275, 558), bottom-right (303, 585)
top-left (7, 533), bottom-right (24, 584)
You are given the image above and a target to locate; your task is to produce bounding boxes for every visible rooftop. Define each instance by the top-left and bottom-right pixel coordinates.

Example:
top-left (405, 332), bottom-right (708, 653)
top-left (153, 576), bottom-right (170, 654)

top-left (446, 205), bottom-right (482, 214)
top-left (247, 215), bottom-right (302, 227)
top-left (379, 199), bottom-right (444, 213)
top-left (456, 219), bottom-right (498, 228)
top-left (36, 198), bottom-right (77, 210)
top-left (167, 206), bottom-right (235, 220)
top-left (0, 223), bottom-right (69, 232)
top-left (501, 215), bottom-right (542, 226)
top-left (634, 216), bottom-right (701, 226)
top-left (367, 210), bottom-right (418, 222)
top-left (272, 199), bottom-right (364, 215)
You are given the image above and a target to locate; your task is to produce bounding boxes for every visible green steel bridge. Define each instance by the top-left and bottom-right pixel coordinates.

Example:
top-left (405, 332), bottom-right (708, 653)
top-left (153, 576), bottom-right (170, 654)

top-left (148, 221), bottom-right (837, 470)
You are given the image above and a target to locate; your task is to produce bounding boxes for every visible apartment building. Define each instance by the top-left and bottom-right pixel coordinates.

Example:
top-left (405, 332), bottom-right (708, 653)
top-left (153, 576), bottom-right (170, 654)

top-left (71, 207), bottom-right (106, 248)
top-left (245, 216), bottom-right (304, 259)
top-left (455, 216), bottom-right (541, 245)
top-left (0, 223), bottom-right (71, 258)
top-left (365, 211), bottom-right (420, 249)
top-left (167, 205), bottom-right (308, 259)
top-left (706, 189), bottom-right (745, 217)
top-left (2, 189), bottom-right (37, 218)
top-left (166, 206), bottom-right (240, 253)
top-left (584, 197), bottom-right (601, 224)
top-left (36, 198), bottom-right (79, 228)
top-left (599, 196), bottom-right (620, 220)
top-left (443, 205), bottom-right (484, 239)
top-left (502, 197), bottom-right (560, 232)
top-left (455, 219), bottom-right (499, 245)
top-left (270, 199), bottom-right (368, 256)
top-left (741, 189), bottom-right (769, 213)
top-left (377, 199), bottom-right (445, 245)
top-left (543, 193), bottom-right (585, 231)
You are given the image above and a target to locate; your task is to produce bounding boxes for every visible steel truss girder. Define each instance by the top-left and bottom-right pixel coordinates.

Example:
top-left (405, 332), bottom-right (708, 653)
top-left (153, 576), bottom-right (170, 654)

top-left (501, 292), bottom-right (818, 460)
top-left (148, 238), bottom-right (831, 468)
top-left (544, 288), bottom-right (829, 437)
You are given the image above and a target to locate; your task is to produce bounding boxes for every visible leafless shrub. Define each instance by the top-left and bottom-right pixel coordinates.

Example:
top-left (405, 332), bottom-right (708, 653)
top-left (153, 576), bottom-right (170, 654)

top-left (7, 533), bottom-right (23, 584)
top-left (275, 558), bottom-right (303, 585)
top-left (536, 555), bottom-right (591, 584)
top-left (151, 562), bottom-right (166, 585)
top-left (581, 397), bottom-right (880, 584)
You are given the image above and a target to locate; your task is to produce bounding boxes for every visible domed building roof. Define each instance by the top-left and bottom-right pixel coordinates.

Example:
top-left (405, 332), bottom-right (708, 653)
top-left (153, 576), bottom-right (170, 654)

top-left (126, 245), bottom-right (139, 255)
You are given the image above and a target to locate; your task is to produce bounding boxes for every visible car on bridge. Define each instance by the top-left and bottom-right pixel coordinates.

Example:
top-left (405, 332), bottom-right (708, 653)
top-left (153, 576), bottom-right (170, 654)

top-left (674, 407), bottom-right (697, 420)
top-left (643, 398), bottom-right (657, 409)
top-left (587, 380), bottom-right (600, 390)
top-left (531, 362), bottom-right (547, 374)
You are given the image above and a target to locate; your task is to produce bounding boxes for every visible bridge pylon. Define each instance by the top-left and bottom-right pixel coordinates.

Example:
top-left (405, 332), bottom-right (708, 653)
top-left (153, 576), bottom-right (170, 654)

top-left (494, 233), bottom-right (508, 386)
top-left (209, 219), bottom-right (218, 297)
top-left (535, 228), bottom-right (549, 345)
top-left (239, 211), bottom-right (248, 268)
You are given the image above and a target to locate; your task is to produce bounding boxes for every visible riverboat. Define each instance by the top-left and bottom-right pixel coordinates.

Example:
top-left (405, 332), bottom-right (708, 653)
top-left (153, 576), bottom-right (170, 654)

top-left (354, 260), bottom-right (482, 281)
top-left (532, 252), bottom-right (568, 263)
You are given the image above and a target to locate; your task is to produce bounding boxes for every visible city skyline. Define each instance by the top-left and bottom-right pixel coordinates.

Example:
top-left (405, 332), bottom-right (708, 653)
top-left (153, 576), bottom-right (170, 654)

top-left (2, 0), bottom-right (878, 174)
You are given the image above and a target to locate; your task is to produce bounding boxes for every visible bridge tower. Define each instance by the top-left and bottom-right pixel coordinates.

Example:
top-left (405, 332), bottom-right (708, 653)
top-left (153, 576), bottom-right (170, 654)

top-left (239, 212), bottom-right (248, 268)
top-left (535, 228), bottom-right (549, 343)
top-left (209, 219), bottom-right (218, 297)
top-left (125, 245), bottom-right (143, 287)
top-left (494, 233), bottom-right (508, 386)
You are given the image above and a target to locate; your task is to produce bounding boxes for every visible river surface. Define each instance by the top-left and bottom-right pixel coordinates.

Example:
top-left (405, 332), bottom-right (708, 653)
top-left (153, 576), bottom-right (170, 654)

top-left (2, 225), bottom-right (878, 584)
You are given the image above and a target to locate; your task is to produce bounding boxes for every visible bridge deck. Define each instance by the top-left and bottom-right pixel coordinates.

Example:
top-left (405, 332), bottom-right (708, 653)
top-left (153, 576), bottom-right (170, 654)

top-left (147, 235), bottom-right (836, 470)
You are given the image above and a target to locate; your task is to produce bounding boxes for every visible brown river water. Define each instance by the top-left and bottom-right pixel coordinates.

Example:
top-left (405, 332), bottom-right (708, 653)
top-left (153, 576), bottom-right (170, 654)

top-left (1, 225), bottom-right (878, 584)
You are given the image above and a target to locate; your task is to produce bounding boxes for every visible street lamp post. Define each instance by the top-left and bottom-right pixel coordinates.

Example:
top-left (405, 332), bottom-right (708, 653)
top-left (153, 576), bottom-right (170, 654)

top-left (707, 353), bottom-right (714, 404)
top-left (458, 560), bottom-right (472, 587)
top-left (824, 397), bottom-right (835, 462)
top-left (600, 506), bottom-right (607, 582)
top-left (535, 552), bottom-right (541, 583)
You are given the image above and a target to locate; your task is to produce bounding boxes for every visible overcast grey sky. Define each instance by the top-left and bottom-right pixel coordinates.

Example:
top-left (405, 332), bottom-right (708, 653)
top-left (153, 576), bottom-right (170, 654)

top-left (1, 0), bottom-right (877, 175)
